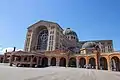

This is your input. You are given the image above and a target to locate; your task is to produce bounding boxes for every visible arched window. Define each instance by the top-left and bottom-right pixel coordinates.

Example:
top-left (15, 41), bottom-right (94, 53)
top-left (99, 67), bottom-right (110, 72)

top-left (37, 29), bottom-right (48, 51)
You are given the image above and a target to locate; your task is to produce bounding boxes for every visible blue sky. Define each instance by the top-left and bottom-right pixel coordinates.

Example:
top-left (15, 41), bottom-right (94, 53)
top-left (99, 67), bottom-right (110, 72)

top-left (0, 0), bottom-right (120, 53)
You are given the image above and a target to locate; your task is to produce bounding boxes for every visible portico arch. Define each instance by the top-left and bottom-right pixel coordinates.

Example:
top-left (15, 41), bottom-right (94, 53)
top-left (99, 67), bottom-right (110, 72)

top-left (69, 57), bottom-right (76, 67)
top-left (51, 57), bottom-right (56, 66)
top-left (111, 56), bottom-right (120, 71)
top-left (89, 57), bottom-right (96, 69)
top-left (59, 57), bottom-right (66, 67)
top-left (16, 56), bottom-right (21, 62)
top-left (79, 57), bottom-right (86, 68)
top-left (100, 57), bottom-right (108, 70)
top-left (24, 57), bottom-right (27, 62)
top-left (0, 57), bottom-right (3, 63)
top-left (38, 57), bottom-right (41, 64)
top-left (33, 57), bottom-right (37, 62)
top-left (42, 57), bottom-right (48, 67)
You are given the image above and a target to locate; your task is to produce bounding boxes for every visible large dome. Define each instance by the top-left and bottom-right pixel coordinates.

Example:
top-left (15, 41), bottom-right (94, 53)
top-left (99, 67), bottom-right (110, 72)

top-left (63, 28), bottom-right (77, 37)
top-left (82, 42), bottom-right (97, 49)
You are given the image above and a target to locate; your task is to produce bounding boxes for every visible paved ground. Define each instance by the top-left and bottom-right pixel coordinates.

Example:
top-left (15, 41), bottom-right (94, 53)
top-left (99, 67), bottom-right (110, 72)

top-left (0, 63), bottom-right (120, 80)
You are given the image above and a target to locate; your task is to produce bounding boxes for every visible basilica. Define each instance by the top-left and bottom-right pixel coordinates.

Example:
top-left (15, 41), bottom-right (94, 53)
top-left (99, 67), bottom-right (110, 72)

top-left (1, 20), bottom-right (120, 71)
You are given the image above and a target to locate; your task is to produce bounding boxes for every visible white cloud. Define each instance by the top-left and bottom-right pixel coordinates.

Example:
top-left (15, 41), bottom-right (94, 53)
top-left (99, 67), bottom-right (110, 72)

top-left (0, 47), bottom-right (23, 54)
top-left (0, 47), bottom-right (2, 50)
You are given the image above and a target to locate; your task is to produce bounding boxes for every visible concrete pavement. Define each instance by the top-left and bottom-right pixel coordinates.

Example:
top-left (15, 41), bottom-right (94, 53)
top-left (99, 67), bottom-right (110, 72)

top-left (0, 63), bottom-right (120, 80)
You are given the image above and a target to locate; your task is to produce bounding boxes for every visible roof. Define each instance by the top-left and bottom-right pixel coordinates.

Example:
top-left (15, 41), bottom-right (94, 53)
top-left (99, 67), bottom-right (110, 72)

top-left (82, 42), bottom-right (97, 49)
top-left (80, 40), bottom-right (112, 43)
top-left (27, 20), bottom-right (64, 31)
top-left (63, 28), bottom-right (77, 37)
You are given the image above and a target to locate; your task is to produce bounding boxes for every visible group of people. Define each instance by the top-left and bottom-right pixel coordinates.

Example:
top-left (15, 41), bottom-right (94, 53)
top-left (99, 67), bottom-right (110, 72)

top-left (79, 64), bottom-right (96, 69)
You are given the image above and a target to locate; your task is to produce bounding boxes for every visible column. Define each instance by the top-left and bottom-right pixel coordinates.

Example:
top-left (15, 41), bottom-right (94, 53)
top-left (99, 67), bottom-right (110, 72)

top-left (95, 55), bottom-right (99, 70)
top-left (9, 55), bottom-right (13, 66)
top-left (95, 51), bottom-right (100, 70)
top-left (76, 57), bottom-right (79, 68)
top-left (0, 57), bottom-right (1, 63)
top-left (36, 57), bottom-right (39, 66)
top-left (30, 56), bottom-right (33, 67)
top-left (39, 57), bottom-right (42, 66)
top-left (14, 57), bottom-right (17, 62)
top-left (107, 56), bottom-right (111, 71)
top-left (66, 58), bottom-right (68, 67)
top-left (27, 56), bottom-right (29, 62)
top-left (3, 54), bottom-right (6, 63)
top-left (34, 56), bottom-right (39, 67)
top-left (21, 56), bottom-right (24, 62)
top-left (56, 57), bottom-right (60, 66)
top-left (119, 56), bottom-right (120, 71)
top-left (95, 59), bottom-right (99, 70)
top-left (48, 57), bottom-right (51, 66)
top-left (85, 56), bottom-right (89, 68)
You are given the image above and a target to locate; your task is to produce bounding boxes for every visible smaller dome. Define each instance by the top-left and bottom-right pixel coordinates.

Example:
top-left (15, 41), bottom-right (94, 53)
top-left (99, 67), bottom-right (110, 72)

top-left (63, 28), bottom-right (77, 37)
top-left (82, 42), bottom-right (97, 49)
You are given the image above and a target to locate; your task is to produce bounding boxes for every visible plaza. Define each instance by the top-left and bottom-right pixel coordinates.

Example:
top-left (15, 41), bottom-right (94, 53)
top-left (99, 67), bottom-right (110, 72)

top-left (0, 63), bottom-right (120, 80)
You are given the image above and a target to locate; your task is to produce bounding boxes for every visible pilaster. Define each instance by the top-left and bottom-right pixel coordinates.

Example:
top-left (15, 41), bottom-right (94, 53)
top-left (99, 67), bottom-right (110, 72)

top-left (66, 58), bottom-right (69, 67)
top-left (30, 56), bottom-right (33, 67)
top-left (3, 54), bottom-right (6, 63)
top-left (107, 56), bottom-right (111, 71)
top-left (36, 56), bottom-right (39, 66)
top-left (9, 55), bottom-right (13, 66)
top-left (85, 56), bottom-right (89, 66)
top-left (48, 57), bottom-right (51, 66)
top-left (76, 57), bottom-right (79, 68)
top-left (56, 57), bottom-right (60, 66)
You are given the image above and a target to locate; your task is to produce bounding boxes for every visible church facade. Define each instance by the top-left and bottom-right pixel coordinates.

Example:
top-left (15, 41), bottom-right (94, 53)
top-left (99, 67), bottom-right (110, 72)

top-left (2, 20), bottom-right (120, 71)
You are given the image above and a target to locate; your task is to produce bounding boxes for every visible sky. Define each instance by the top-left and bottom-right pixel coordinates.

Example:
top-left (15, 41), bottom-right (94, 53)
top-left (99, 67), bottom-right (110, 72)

top-left (0, 0), bottom-right (120, 54)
